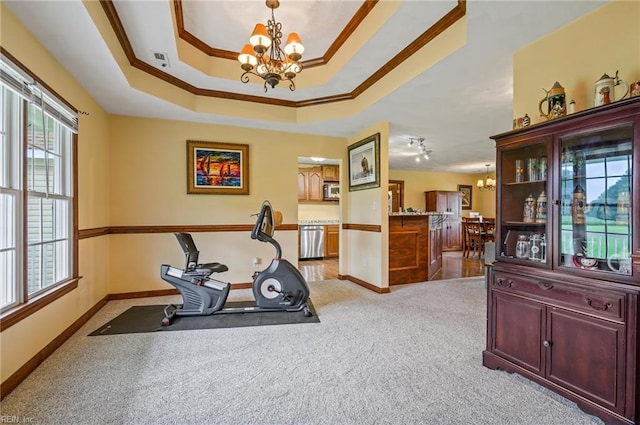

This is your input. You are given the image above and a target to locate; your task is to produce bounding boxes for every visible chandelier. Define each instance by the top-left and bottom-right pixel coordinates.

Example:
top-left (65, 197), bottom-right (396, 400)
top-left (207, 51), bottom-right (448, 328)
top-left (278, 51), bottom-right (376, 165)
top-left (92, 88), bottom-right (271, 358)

top-left (409, 137), bottom-right (431, 161)
top-left (477, 164), bottom-right (496, 191)
top-left (237, 0), bottom-right (304, 92)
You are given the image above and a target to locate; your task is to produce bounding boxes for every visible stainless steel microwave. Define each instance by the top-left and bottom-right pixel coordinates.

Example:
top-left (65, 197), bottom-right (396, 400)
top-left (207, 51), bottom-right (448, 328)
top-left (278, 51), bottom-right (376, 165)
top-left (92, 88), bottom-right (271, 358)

top-left (323, 183), bottom-right (340, 199)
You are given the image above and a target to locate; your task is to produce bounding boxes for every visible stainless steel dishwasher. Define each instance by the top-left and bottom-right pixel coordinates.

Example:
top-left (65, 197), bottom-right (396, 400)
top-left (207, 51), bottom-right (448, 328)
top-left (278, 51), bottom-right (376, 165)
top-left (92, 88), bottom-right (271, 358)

top-left (299, 225), bottom-right (325, 259)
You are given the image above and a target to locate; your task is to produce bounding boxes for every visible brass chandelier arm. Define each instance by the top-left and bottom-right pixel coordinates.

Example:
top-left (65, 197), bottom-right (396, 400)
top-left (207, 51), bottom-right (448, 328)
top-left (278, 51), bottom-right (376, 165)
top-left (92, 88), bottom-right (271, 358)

top-left (238, 0), bottom-right (304, 91)
top-left (241, 70), bottom-right (296, 92)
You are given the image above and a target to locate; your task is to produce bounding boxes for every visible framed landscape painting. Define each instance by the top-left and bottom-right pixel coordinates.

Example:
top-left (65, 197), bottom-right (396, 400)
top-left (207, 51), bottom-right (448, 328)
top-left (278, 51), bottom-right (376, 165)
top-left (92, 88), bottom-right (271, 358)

top-left (458, 184), bottom-right (472, 210)
top-left (187, 140), bottom-right (250, 195)
top-left (348, 133), bottom-right (380, 191)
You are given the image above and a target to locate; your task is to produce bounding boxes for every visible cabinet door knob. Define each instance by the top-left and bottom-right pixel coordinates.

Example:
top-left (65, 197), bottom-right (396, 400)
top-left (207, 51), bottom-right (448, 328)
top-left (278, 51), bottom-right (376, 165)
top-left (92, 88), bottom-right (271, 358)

top-left (543, 340), bottom-right (551, 348)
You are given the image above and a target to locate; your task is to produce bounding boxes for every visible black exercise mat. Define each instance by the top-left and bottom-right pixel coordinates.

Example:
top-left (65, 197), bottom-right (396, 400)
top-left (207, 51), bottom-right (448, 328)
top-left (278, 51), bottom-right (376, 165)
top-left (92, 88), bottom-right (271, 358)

top-left (89, 300), bottom-right (319, 336)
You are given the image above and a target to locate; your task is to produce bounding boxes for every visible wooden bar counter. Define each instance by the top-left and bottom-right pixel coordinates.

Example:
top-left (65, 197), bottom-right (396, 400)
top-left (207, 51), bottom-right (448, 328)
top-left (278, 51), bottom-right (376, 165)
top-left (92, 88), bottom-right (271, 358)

top-left (388, 212), bottom-right (445, 285)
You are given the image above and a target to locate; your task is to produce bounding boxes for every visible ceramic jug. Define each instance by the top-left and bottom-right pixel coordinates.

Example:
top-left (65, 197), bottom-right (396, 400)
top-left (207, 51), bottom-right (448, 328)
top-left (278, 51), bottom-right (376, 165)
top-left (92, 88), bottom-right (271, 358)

top-left (539, 81), bottom-right (566, 120)
top-left (594, 71), bottom-right (629, 107)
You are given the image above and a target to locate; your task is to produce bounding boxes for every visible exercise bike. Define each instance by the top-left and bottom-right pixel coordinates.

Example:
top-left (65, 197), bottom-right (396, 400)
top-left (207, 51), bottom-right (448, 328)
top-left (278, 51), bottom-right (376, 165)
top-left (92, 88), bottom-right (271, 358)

top-left (160, 200), bottom-right (311, 325)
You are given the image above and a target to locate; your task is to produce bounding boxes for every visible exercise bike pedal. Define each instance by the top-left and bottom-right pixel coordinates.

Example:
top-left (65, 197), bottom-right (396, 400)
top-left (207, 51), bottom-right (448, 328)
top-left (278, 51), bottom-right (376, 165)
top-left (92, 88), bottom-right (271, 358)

top-left (162, 304), bottom-right (179, 326)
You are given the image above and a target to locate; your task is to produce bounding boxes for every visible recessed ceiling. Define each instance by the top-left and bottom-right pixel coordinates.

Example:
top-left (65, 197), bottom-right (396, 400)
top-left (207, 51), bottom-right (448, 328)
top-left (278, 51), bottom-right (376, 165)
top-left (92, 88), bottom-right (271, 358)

top-left (4, 0), bottom-right (607, 174)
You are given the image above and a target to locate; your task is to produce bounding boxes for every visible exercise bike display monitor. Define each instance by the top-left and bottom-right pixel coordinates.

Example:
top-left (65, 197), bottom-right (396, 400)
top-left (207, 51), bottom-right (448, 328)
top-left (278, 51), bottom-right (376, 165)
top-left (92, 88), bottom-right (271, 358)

top-left (160, 201), bottom-right (311, 325)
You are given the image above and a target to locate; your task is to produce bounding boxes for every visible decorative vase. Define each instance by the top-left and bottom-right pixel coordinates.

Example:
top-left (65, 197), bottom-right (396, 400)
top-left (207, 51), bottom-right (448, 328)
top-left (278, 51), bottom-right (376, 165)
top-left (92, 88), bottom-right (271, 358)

top-left (515, 235), bottom-right (530, 259)
top-left (539, 81), bottom-right (566, 120)
top-left (527, 158), bottom-right (538, 181)
top-left (572, 185), bottom-right (586, 225)
top-left (594, 71), bottom-right (629, 107)
top-left (535, 191), bottom-right (547, 223)
top-left (523, 193), bottom-right (536, 223)
top-left (538, 156), bottom-right (547, 181)
top-left (515, 160), bottom-right (524, 183)
top-left (529, 233), bottom-right (543, 261)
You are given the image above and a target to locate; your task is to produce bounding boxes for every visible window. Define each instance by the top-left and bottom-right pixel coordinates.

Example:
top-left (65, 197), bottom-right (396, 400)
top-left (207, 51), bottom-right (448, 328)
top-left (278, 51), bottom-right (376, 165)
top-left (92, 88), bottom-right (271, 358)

top-left (559, 126), bottom-right (633, 271)
top-left (0, 52), bottom-right (78, 316)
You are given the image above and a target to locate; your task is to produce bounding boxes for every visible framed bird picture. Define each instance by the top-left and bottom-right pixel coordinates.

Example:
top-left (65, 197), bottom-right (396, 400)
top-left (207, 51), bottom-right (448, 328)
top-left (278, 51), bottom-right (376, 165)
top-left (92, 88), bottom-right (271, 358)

top-left (348, 133), bottom-right (380, 192)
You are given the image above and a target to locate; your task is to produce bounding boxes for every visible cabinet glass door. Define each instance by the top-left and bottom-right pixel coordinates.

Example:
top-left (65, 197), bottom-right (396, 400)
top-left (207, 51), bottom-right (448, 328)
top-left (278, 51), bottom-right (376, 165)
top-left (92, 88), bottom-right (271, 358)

top-left (559, 125), bottom-right (633, 276)
top-left (499, 139), bottom-right (549, 265)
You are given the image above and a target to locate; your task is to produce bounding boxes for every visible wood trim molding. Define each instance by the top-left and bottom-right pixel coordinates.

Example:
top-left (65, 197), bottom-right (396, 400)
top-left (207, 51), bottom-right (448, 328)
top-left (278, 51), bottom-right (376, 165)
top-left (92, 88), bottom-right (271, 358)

top-left (173, 0), bottom-right (238, 61)
top-left (0, 294), bottom-right (107, 400)
top-left (173, 0), bottom-right (379, 70)
top-left (77, 223), bottom-right (298, 239)
top-left (317, 0), bottom-right (379, 69)
top-left (99, 0), bottom-right (466, 108)
top-left (0, 48), bottom-right (78, 113)
top-left (78, 227), bottom-right (110, 239)
top-left (109, 224), bottom-right (256, 234)
top-left (339, 274), bottom-right (389, 294)
top-left (352, 0), bottom-right (466, 99)
top-left (342, 223), bottom-right (382, 232)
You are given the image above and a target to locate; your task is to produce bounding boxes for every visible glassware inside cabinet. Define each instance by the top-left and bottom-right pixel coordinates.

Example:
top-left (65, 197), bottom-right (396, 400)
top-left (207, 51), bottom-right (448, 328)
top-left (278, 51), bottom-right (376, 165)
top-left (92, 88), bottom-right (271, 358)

top-left (559, 125), bottom-right (633, 276)
top-left (499, 140), bottom-right (549, 265)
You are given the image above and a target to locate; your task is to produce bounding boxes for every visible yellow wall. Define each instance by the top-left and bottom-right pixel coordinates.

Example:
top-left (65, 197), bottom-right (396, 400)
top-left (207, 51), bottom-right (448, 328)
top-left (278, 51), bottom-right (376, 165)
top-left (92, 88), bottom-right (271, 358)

top-left (389, 169), bottom-right (497, 219)
top-left (298, 203), bottom-right (341, 222)
top-left (514, 1), bottom-right (640, 124)
top-left (4, 0), bottom-right (633, 390)
top-left (342, 122), bottom-right (390, 289)
top-left (1, 4), bottom-right (111, 382)
top-left (108, 116), bottom-right (345, 290)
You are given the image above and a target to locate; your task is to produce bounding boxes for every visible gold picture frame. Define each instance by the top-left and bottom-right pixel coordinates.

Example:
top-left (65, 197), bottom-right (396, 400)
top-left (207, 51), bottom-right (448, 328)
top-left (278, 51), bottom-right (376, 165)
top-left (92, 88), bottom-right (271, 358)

top-left (187, 140), bottom-right (250, 195)
top-left (348, 133), bottom-right (380, 191)
top-left (458, 184), bottom-right (472, 210)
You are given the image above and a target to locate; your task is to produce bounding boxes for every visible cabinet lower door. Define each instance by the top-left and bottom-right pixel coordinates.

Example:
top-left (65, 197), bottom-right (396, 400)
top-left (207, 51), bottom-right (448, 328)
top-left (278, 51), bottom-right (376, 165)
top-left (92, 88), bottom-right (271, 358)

top-left (492, 292), bottom-right (545, 374)
top-left (546, 308), bottom-right (625, 414)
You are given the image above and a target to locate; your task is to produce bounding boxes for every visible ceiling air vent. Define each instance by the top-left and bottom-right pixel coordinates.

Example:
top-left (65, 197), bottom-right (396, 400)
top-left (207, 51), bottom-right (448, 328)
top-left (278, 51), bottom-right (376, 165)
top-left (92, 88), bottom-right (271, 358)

top-left (151, 52), bottom-right (170, 68)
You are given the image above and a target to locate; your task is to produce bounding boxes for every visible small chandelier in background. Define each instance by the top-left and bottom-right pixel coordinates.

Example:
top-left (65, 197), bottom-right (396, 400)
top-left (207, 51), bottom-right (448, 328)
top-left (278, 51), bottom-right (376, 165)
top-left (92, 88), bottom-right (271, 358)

top-left (409, 137), bottom-right (431, 162)
top-left (477, 164), bottom-right (496, 191)
top-left (238, 0), bottom-right (304, 92)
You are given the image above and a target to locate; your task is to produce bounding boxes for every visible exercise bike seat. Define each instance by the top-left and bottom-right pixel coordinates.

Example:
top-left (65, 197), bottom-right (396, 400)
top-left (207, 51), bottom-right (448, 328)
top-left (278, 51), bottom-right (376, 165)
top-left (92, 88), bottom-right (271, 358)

top-left (194, 262), bottom-right (228, 274)
top-left (174, 233), bottom-right (228, 275)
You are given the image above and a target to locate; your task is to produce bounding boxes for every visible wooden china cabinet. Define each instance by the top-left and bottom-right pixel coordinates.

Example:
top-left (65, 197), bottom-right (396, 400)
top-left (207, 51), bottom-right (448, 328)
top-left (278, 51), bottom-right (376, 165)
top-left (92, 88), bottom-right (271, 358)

top-left (483, 97), bottom-right (640, 425)
top-left (425, 191), bottom-right (462, 251)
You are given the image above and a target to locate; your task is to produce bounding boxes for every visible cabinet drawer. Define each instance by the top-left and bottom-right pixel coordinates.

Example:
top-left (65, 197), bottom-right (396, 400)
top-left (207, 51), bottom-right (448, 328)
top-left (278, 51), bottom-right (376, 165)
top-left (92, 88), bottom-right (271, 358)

top-left (492, 271), bottom-right (625, 323)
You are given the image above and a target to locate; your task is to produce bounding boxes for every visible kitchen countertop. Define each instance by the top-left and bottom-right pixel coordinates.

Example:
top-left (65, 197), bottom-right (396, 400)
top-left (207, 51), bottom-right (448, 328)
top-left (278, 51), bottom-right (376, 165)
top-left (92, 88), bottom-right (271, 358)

top-left (389, 211), bottom-right (453, 216)
top-left (299, 220), bottom-right (340, 225)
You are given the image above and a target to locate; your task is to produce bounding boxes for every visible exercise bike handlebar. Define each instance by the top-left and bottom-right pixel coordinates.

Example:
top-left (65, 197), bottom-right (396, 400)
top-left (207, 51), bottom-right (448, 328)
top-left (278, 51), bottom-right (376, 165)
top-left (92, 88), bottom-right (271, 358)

top-left (251, 201), bottom-right (283, 258)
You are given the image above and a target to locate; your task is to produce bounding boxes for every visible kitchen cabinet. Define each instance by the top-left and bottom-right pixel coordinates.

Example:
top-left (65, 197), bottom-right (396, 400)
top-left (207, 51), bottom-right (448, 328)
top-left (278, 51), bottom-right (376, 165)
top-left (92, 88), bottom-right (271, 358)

top-left (388, 213), bottom-right (443, 284)
top-left (298, 167), bottom-right (323, 201)
top-left (483, 98), bottom-right (640, 425)
top-left (324, 225), bottom-right (339, 258)
top-left (322, 165), bottom-right (339, 182)
top-left (425, 191), bottom-right (462, 251)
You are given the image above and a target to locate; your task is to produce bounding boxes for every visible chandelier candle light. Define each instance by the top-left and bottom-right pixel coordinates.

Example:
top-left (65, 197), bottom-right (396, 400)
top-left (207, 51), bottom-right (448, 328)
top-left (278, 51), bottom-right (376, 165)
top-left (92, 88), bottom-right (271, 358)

top-left (477, 164), bottom-right (496, 191)
top-left (238, 0), bottom-right (304, 92)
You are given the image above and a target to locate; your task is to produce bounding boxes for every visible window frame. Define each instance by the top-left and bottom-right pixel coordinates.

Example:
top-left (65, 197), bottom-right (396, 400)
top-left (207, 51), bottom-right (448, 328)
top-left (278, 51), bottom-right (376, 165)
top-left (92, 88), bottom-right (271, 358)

top-left (0, 49), bottom-right (79, 331)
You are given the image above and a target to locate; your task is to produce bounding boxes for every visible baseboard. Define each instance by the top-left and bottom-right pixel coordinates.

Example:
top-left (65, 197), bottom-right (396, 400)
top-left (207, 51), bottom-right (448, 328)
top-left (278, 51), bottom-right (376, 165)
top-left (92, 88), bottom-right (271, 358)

top-left (0, 296), bottom-right (109, 400)
top-left (339, 274), bottom-right (390, 294)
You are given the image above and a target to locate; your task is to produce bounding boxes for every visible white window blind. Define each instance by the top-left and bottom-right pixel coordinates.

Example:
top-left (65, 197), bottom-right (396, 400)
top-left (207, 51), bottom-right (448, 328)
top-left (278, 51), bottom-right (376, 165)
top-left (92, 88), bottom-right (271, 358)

top-left (0, 53), bottom-right (78, 133)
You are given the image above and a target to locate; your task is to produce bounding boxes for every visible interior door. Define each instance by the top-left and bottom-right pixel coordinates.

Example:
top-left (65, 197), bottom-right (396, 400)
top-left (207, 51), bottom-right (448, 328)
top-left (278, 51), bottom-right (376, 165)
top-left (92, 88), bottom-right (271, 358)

top-left (388, 180), bottom-right (404, 212)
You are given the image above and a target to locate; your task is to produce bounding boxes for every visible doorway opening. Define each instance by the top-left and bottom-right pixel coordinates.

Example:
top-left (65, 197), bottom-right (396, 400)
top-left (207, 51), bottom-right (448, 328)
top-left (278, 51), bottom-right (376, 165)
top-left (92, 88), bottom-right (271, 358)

top-left (297, 156), bottom-right (340, 281)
